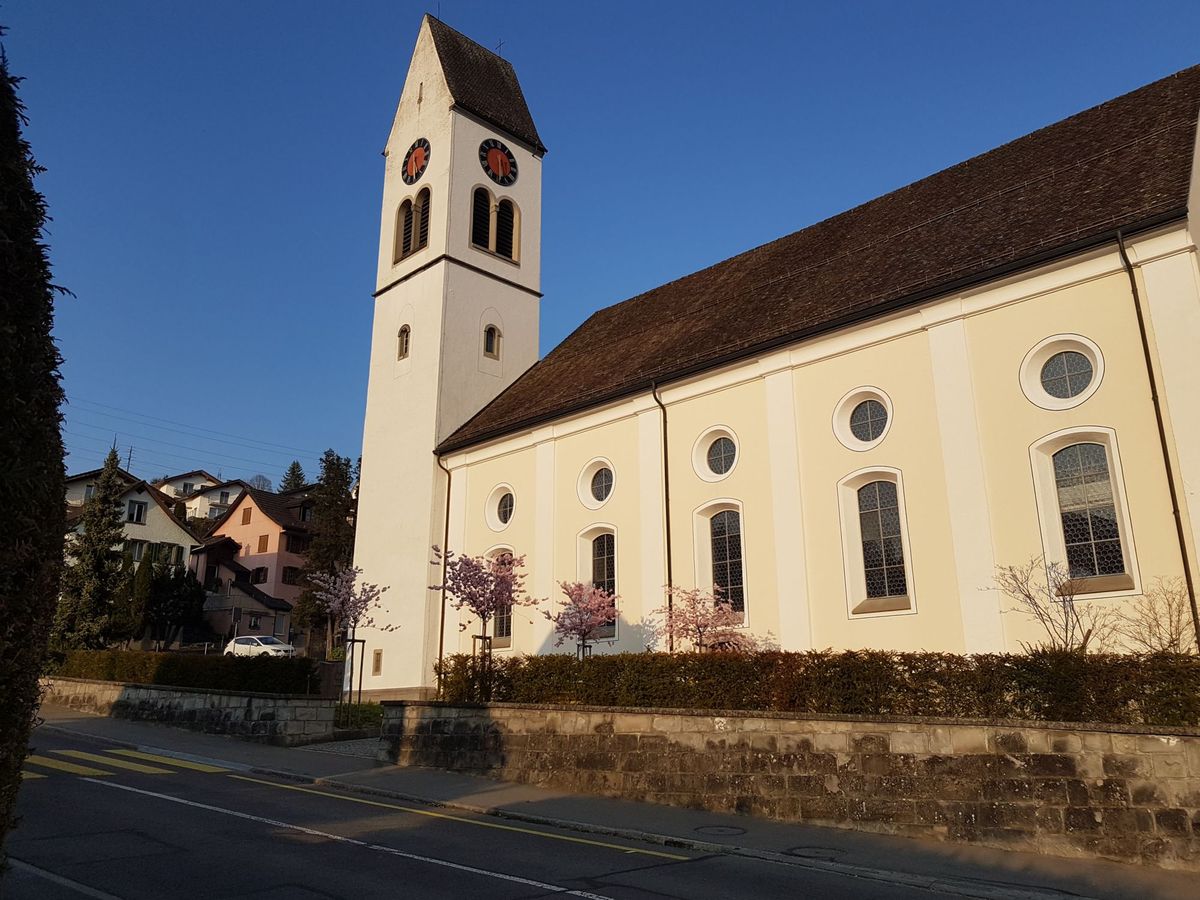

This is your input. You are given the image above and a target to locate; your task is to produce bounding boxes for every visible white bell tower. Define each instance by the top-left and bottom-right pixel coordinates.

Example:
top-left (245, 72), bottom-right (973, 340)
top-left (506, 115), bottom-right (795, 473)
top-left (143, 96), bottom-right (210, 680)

top-left (353, 15), bottom-right (544, 695)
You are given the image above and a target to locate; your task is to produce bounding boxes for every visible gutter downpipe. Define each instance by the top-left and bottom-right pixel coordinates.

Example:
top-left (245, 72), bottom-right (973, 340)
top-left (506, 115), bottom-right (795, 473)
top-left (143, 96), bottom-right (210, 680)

top-left (1116, 230), bottom-right (1200, 650)
top-left (435, 452), bottom-right (453, 695)
top-left (651, 383), bottom-right (674, 651)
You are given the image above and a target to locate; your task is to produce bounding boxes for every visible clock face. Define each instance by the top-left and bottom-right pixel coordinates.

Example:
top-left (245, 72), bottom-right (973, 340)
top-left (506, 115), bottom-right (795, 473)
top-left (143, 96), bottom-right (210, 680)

top-left (479, 139), bottom-right (518, 186)
top-left (402, 138), bottom-right (431, 185)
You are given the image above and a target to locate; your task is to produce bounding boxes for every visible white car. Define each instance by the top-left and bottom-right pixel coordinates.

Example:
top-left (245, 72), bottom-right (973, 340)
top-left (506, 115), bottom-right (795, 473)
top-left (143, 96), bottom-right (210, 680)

top-left (225, 636), bottom-right (296, 657)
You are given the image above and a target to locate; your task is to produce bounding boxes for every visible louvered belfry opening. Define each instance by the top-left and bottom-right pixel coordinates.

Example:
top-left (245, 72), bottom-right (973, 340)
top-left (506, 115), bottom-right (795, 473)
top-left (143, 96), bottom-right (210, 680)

top-left (496, 199), bottom-right (515, 259)
top-left (472, 187), bottom-right (492, 248)
top-left (415, 188), bottom-right (430, 250)
top-left (397, 199), bottom-right (414, 260)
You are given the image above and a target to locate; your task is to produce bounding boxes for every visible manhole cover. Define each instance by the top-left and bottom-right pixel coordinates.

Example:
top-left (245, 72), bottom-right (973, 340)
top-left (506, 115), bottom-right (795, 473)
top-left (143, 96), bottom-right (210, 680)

top-left (694, 825), bottom-right (747, 837)
top-left (785, 846), bottom-right (842, 860)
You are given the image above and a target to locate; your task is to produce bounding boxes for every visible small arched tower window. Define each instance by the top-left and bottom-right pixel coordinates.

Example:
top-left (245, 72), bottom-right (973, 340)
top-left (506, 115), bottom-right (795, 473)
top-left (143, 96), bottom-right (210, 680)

top-left (395, 200), bottom-right (414, 262)
top-left (414, 188), bottom-right (430, 251)
top-left (471, 187), bottom-right (492, 249)
top-left (496, 199), bottom-right (516, 259)
top-left (484, 325), bottom-right (501, 360)
top-left (397, 325), bottom-right (411, 361)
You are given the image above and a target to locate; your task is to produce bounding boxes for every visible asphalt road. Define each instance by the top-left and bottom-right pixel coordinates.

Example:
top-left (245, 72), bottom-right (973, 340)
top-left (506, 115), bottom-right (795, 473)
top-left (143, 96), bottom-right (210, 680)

top-left (4, 730), bottom-right (952, 900)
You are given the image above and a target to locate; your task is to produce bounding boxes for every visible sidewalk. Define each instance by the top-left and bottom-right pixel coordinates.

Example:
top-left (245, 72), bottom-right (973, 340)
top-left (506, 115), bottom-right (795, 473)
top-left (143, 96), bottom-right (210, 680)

top-left (34, 704), bottom-right (1196, 900)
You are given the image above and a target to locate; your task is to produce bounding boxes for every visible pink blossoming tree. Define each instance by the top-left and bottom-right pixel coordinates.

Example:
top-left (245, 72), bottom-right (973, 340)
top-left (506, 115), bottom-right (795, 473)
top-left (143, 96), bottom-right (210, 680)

top-left (306, 565), bottom-right (393, 636)
top-left (431, 547), bottom-right (539, 646)
top-left (543, 581), bottom-right (618, 657)
top-left (646, 585), bottom-right (772, 652)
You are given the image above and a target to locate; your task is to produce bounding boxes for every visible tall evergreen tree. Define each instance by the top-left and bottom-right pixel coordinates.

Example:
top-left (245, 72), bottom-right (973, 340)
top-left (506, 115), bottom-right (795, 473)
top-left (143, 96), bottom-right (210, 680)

top-left (279, 460), bottom-right (307, 492)
top-left (0, 40), bottom-right (67, 858)
top-left (297, 450), bottom-right (356, 656)
top-left (53, 448), bottom-right (126, 651)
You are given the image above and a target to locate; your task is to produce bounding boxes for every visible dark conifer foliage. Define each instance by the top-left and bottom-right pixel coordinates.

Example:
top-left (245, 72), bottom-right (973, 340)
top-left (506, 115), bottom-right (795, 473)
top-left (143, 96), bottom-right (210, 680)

top-left (0, 40), bottom-right (67, 857)
top-left (295, 450), bottom-right (356, 656)
top-left (279, 460), bottom-right (307, 492)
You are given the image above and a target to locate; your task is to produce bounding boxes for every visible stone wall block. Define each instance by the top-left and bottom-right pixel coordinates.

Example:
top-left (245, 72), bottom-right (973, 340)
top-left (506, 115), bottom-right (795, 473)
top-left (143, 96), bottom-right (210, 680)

top-left (950, 728), bottom-right (989, 753)
top-left (889, 732), bottom-right (928, 754)
top-left (851, 734), bottom-right (890, 753)
top-left (1152, 755), bottom-right (1189, 779)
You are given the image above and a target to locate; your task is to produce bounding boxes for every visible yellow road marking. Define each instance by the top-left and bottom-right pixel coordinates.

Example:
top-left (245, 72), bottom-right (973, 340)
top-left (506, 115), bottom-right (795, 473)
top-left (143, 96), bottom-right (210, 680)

top-left (55, 750), bottom-right (173, 775)
top-left (109, 750), bottom-right (228, 773)
top-left (228, 774), bottom-right (689, 861)
top-left (21, 771), bottom-right (46, 780)
top-left (25, 755), bottom-right (112, 777)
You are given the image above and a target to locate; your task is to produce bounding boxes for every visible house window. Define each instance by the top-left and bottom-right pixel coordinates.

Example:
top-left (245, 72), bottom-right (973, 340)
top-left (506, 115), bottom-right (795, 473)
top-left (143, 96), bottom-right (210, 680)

top-left (483, 325), bottom-right (501, 359)
top-left (282, 566), bottom-right (301, 585)
top-left (182, 482), bottom-right (195, 495)
top-left (208, 508), bottom-right (222, 519)
top-left (257, 534), bottom-right (269, 553)
top-left (251, 567), bottom-right (269, 584)
top-left (286, 533), bottom-right (312, 554)
top-left (248, 614), bottom-right (262, 630)
top-left (372, 649), bottom-right (383, 677)
top-left (397, 325), bottom-right (411, 360)
top-left (84, 484), bottom-right (96, 501)
top-left (219, 491), bottom-right (230, 505)
top-left (1053, 443), bottom-right (1125, 579)
top-left (710, 509), bottom-right (745, 614)
top-left (299, 504), bottom-right (313, 522)
top-left (241, 507), bottom-right (252, 525)
top-left (858, 481), bottom-right (907, 599)
top-left (126, 540), bottom-right (146, 562)
top-left (471, 187), bottom-right (491, 249)
top-left (127, 500), bottom-right (147, 524)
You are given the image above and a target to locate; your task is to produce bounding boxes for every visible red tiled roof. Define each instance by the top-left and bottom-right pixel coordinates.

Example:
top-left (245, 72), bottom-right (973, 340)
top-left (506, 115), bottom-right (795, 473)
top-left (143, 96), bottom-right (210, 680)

top-left (439, 65), bottom-right (1200, 453)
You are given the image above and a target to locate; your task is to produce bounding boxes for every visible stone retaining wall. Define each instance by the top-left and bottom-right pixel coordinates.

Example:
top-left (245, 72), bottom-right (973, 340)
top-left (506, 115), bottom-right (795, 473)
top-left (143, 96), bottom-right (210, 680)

top-left (44, 677), bottom-right (341, 746)
top-left (380, 701), bottom-right (1200, 869)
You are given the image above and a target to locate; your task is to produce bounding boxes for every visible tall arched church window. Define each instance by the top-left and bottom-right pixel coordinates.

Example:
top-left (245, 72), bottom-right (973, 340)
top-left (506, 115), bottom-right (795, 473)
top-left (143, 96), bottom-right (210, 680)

top-left (710, 509), bottom-right (745, 615)
top-left (492, 550), bottom-right (513, 648)
top-left (1052, 443), bottom-right (1125, 579)
top-left (395, 199), bottom-right (414, 262)
top-left (592, 532), bottom-right (617, 640)
top-left (415, 188), bottom-right (430, 251)
top-left (857, 480), bottom-right (907, 599)
top-left (472, 187), bottom-right (492, 249)
top-left (496, 199), bottom-right (516, 259)
top-left (397, 325), bottom-right (411, 361)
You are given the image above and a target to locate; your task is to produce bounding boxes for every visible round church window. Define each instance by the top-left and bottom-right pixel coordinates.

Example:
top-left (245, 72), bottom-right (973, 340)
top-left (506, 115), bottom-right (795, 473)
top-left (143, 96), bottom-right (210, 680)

top-left (707, 437), bottom-right (737, 475)
top-left (590, 467), bottom-right (613, 502)
top-left (849, 399), bottom-right (888, 442)
top-left (1039, 350), bottom-right (1093, 399)
top-left (497, 492), bottom-right (514, 525)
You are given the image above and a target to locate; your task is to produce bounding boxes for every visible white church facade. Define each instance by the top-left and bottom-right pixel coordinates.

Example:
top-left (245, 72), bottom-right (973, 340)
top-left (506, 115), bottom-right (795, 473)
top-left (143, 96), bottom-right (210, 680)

top-left (354, 16), bottom-right (1200, 696)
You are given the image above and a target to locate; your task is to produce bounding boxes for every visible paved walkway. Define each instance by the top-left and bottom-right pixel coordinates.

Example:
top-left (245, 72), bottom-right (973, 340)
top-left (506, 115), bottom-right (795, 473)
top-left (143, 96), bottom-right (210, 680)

top-left (32, 704), bottom-right (1197, 900)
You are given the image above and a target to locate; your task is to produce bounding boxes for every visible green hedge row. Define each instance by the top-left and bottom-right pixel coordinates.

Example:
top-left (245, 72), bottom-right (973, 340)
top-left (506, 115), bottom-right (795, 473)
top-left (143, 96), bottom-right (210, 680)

top-left (57, 650), bottom-right (319, 695)
top-left (436, 650), bottom-right (1200, 727)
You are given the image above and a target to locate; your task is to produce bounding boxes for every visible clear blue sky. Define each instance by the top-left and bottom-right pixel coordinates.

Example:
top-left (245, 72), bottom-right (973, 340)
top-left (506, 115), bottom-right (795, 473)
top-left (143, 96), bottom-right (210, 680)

top-left (5, 1), bottom-right (1198, 485)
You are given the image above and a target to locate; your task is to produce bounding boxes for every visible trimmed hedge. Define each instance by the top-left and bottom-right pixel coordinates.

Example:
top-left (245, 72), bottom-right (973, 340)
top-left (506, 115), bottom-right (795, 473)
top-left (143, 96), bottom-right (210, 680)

top-left (436, 650), bottom-right (1200, 727)
top-left (57, 650), bottom-right (319, 695)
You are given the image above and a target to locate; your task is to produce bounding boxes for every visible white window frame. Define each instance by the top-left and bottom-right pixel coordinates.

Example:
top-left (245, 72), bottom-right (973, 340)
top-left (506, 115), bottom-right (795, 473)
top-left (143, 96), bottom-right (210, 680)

top-left (485, 483), bottom-right (516, 532)
top-left (837, 466), bottom-right (917, 617)
top-left (691, 426), bottom-right (740, 483)
top-left (484, 544), bottom-right (515, 650)
top-left (127, 500), bottom-right (148, 525)
top-left (691, 499), bottom-right (750, 627)
top-left (1028, 426), bottom-right (1140, 598)
top-left (1019, 334), bottom-right (1104, 411)
top-left (833, 386), bottom-right (894, 451)
top-left (577, 524), bottom-right (619, 642)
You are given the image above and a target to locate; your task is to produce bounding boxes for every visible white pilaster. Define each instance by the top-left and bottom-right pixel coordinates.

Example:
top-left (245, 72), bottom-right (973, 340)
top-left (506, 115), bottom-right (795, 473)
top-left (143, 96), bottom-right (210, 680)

top-left (637, 409), bottom-right (668, 635)
top-left (764, 371), bottom-right (812, 650)
top-left (925, 316), bottom-right (1005, 651)
top-left (532, 440), bottom-right (556, 647)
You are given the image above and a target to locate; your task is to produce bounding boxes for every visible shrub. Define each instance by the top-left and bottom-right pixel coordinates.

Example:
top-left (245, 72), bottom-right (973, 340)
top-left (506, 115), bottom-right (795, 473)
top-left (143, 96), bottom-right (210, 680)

top-left (57, 650), bottom-right (319, 695)
top-left (435, 650), bottom-right (1200, 727)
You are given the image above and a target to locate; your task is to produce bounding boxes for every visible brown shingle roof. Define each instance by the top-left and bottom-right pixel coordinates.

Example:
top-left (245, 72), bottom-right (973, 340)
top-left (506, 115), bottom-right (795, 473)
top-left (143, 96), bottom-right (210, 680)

top-left (426, 15), bottom-right (546, 154)
top-left (439, 65), bottom-right (1200, 454)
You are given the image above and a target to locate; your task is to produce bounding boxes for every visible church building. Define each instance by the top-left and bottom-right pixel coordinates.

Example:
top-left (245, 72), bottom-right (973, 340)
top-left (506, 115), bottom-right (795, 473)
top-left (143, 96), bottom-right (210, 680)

top-left (353, 16), bottom-right (1200, 696)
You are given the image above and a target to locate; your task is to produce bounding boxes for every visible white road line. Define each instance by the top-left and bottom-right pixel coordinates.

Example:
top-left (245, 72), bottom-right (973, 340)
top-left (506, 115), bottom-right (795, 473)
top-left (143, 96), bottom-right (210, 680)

top-left (83, 778), bottom-right (613, 900)
top-left (8, 858), bottom-right (124, 899)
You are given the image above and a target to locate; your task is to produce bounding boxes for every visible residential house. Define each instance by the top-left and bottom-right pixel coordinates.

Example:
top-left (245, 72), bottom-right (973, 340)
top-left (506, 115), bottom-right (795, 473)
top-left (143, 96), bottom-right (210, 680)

top-left (151, 470), bottom-right (219, 502)
top-left (191, 536), bottom-right (293, 640)
top-left (180, 479), bottom-right (249, 520)
top-left (64, 466), bottom-right (138, 508)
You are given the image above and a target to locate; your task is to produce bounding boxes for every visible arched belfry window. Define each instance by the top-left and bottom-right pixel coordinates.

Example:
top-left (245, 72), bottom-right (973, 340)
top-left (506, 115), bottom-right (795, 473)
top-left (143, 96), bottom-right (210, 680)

top-left (397, 325), bottom-right (411, 361)
top-left (472, 187), bottom-right (492, 249)
top-left (415, 188), bottom-right (430, 251)
top-left (496, 199), bottom-right (516, 259)
top-left (395, 199), bottom-right (414, 262)
top-left (484, 325), bottom-right (501, 360)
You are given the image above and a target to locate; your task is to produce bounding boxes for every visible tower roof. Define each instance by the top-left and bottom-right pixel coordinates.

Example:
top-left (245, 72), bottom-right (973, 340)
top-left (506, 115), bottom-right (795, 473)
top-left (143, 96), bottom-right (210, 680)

top-left (439, 64), bottom-right (1200, 454)
top-left (425, 15), bottom-right (546, 154)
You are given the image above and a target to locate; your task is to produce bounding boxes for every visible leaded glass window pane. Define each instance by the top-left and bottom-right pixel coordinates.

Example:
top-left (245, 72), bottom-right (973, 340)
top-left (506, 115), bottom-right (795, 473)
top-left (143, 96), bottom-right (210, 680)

top-left (493, 551), bottom-right (513, 639)
top-left (849, 399), bottom-right (888, 442)
top-left (590, 467), bottom-right (613, 502)
top-left (857, 480), bottom-right (906, 598)
top-left (1052, 442), bottom-right (1124, 578)
top-left (1040, 351), bottom-right (1093, 399)
top-left (497, 492), bottom-right (514, 524)
top-left (707, 437), bottom-right (736, 475)
top-left (591, 534), bottom-right (618, 639)
top-left (709, 509), bottom-right (745, 614)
